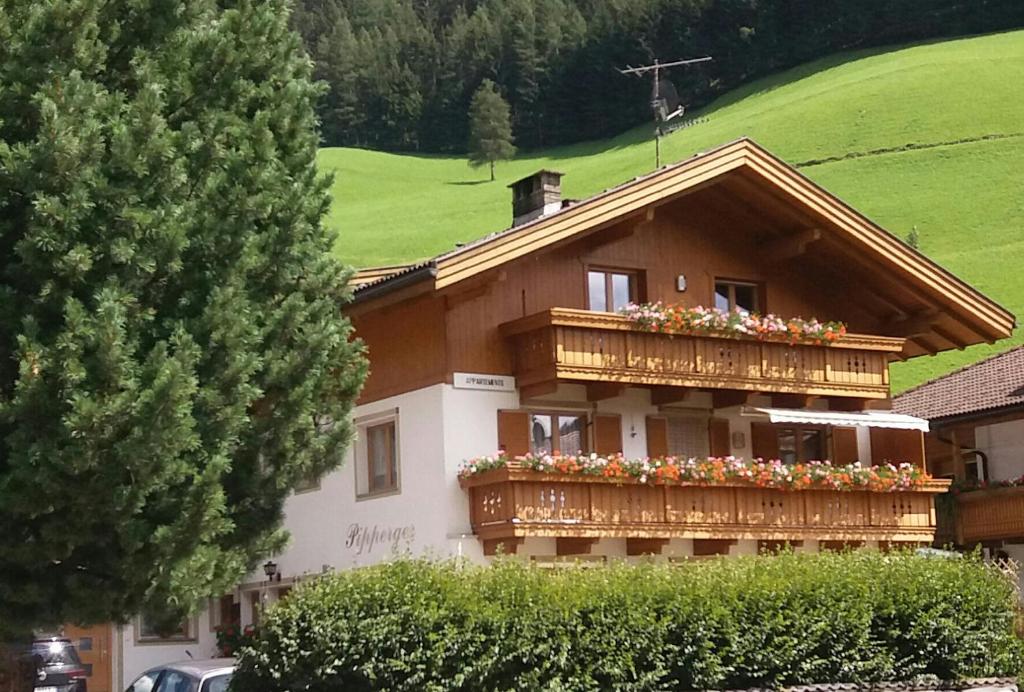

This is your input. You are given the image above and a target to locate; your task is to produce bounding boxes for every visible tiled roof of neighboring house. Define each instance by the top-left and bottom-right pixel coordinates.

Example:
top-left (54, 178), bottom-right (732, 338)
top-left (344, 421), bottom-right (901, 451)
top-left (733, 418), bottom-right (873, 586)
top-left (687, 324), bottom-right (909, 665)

top-left (892, 346), bottom-right (1024, 421)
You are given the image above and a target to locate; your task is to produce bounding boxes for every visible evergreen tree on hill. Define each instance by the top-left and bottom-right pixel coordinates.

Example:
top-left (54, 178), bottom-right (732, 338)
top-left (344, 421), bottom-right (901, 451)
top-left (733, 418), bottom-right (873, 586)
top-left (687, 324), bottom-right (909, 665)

top-left (468, 80), bottom-right (516, 181)
top-left (0, 0), bottom-right (366, 637)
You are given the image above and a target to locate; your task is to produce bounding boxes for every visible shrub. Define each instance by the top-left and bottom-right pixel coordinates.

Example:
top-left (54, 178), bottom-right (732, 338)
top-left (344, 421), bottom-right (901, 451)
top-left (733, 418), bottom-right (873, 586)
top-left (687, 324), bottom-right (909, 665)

top-left (231, 551), bottom-right (1022, 691)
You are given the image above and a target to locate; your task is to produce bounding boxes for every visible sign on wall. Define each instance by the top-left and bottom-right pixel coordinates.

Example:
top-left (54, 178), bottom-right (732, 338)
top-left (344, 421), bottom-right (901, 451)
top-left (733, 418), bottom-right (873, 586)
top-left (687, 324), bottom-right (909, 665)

top-left (453, 372), bottom-right (516, 392)
top-left (346, 523), bottom-right (416, 556)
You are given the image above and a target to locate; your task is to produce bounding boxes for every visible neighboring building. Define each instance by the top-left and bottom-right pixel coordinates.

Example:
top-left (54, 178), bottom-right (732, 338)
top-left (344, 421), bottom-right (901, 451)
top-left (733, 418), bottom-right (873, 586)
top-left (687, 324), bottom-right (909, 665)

top-left (893, 346), bottom-right (1024, 552)
top-left (74, 138), bottom-right (1015, 689)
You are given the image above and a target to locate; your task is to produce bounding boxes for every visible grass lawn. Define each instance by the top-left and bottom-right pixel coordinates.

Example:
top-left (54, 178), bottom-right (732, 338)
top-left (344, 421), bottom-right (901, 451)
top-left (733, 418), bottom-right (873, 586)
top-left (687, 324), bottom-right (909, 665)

top-left (318, 29), bottom-right (1024, 389)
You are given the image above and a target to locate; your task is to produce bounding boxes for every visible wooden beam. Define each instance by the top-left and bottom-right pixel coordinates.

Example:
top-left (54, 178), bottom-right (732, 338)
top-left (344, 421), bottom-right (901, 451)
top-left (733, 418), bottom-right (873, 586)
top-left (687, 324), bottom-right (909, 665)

top-left (758, 539), bottom-right (803, 554)
top-left (650, 386), bottom-right (691, 407)
top-left (586, 382), bottom-right (625, 402)
top-left (933, 324), bottom-right (969, 350)
top-left (556, 537), bottom-right (598, 556)
top-left (519, 380), bottom-right (559, 403)
top-left (483, 537), bottom-right (524, 556)
top-left (759, 227), bottom-right (822, 263)
top-left (828, 397), bottom-right (870, 412)
top-left (881, 310), bottom-right (940, 338)
top-left (692, 539), bottom-right (736, 557)
top-left (910, 334), bottom-right (943, 356)
top-left (771, 393), bottom-right (814, 409)
top-left (626, 537), bottom-right (670, 556)
top-left (712, 389), bottom-right (751, 409)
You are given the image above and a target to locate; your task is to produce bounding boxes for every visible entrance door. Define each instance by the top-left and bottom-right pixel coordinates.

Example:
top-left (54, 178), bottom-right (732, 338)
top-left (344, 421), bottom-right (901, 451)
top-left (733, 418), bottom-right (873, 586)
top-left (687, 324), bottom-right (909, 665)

top-left (63, 623), bottom-right (113, 692)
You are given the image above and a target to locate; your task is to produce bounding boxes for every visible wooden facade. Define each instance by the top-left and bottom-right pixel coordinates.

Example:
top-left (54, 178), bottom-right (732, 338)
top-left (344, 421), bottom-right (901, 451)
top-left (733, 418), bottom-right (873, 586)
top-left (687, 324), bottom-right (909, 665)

top-left (460, 466), bottom-right (949, 545)
top-left (955, 487), bottom-right (1024, 544)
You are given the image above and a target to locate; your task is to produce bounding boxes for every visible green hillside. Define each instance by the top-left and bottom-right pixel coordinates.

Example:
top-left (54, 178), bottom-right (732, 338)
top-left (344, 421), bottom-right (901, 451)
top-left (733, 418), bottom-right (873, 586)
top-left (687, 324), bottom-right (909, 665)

top-left (318, 30), bottom-right (1024, 391)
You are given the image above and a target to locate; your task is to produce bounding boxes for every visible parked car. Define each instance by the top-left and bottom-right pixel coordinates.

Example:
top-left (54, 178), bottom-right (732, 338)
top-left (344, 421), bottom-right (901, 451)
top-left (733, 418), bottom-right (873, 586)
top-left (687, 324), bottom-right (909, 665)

top-left (30, 637), bottom-right (88, 692)
top-left (125, 659), bottom-right (234, 692)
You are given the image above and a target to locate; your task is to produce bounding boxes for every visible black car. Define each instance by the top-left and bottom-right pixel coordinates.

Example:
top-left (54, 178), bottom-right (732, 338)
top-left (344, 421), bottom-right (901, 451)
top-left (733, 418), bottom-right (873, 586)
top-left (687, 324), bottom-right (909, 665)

top-left (28, 638), bottom-right (87, 692)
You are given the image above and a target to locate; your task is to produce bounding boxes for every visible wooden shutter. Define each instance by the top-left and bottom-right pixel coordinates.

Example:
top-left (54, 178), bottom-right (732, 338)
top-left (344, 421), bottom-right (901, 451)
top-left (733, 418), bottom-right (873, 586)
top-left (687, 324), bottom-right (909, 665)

top-left (646, 416), bottom-right (668, 457)
top-left (709, 418), bottom-right (730, 457)
top-left (870, 428), bottom-right (925, 467)
top-left (497, 410), bottom-right (530, 457)
top-left (751, 422), bottom-right (780, 460)
top-left (593, 414), bottom-right (623, 455)
top-left (832, 426), bottom-right (859, 465)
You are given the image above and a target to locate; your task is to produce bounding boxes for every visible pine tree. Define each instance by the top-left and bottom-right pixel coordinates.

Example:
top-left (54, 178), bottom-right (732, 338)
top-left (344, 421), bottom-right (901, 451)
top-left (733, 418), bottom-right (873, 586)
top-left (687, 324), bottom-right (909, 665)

top-left (468, 80), bottom-right (515, 181)
top-left (0, 0), bottom-right (367, 638)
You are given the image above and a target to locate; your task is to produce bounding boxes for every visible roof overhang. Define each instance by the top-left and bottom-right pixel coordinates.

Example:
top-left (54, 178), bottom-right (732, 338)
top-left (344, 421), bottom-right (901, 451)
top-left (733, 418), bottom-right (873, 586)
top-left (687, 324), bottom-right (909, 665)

top-left (743, 406), bottom-right (930, 432)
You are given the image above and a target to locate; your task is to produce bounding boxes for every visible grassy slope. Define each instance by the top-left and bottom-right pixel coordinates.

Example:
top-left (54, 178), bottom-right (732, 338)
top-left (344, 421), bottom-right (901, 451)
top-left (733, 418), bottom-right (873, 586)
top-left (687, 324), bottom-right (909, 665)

top-left (318, 30), bottom-right (1024, 391)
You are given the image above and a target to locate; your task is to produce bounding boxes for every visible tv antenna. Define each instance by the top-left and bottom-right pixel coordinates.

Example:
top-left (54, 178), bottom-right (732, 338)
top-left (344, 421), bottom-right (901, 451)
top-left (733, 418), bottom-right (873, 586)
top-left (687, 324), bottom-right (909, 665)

top-left (618, 56), bottom-right (712, 168)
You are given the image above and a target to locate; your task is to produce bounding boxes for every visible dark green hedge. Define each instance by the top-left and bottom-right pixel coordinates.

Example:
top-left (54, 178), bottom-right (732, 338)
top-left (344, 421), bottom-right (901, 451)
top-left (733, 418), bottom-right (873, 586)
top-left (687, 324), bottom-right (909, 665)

top-left (232, 551), bottom-right (1022, 691)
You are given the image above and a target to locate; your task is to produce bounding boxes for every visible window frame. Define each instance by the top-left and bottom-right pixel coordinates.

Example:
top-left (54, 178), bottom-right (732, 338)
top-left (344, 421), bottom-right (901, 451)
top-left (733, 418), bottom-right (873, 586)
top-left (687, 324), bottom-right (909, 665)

top-left (355, 409), bottom-right (401, 500)
top-left (526, 410), bottom-right (589, 456)
top-left (586, 266), bottom-right (643, 313)
top-left (713, 278), bottom-right (762, 314)
top-left (134, 614), bottom-right (198, 645)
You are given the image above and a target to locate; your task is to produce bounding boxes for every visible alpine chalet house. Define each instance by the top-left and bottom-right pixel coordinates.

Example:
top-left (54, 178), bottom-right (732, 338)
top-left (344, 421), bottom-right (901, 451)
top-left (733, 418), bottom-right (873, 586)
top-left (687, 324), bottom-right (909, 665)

top-left (309, 137), bottom-right (1012, 566)
top-left (894, 347), bottom-right (1024, 552)
top-left (91, 138), bottom-right (1015, 689)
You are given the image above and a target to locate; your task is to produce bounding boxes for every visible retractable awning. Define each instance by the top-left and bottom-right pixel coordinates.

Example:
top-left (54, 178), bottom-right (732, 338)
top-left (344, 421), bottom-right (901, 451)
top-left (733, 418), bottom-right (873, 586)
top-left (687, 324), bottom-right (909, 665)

top-left (743, 407), bottom-right (929, 432)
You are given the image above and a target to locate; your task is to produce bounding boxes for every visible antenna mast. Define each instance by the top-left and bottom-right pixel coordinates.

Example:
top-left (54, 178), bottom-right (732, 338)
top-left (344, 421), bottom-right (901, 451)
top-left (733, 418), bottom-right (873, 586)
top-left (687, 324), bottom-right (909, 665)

top-left (618, 56), bottom-right (712, 168)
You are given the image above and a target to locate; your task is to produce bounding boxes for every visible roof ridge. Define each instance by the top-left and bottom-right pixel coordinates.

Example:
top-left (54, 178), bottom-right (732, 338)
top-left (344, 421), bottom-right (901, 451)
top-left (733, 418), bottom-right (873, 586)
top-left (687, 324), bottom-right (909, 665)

top-left (893, 344), bottom-right (1024, 400)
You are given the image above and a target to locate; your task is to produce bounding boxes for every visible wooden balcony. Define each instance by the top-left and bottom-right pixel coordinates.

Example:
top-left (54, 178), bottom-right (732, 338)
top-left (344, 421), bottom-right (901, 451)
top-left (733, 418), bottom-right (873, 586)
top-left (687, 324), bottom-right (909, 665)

top-left (500, 308), bottom-right (905, 399)
top-left (460, 466), bottom-right (951, 545)
top-left (955, 487), bottom-right (1024, 544)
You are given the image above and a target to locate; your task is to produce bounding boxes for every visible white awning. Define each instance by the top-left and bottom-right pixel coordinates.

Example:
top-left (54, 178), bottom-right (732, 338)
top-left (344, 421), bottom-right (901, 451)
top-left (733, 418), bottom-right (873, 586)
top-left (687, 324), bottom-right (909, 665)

top-left (743, 407), bottom-right (929, 432)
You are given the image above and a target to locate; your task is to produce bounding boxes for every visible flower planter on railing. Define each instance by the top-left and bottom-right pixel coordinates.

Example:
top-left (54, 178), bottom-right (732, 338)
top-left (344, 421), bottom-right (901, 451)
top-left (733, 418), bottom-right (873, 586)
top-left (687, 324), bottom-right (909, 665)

top-left (499, 308), bottom-right (905, 399)
top-left (459, 456), bottom-right (950, 544)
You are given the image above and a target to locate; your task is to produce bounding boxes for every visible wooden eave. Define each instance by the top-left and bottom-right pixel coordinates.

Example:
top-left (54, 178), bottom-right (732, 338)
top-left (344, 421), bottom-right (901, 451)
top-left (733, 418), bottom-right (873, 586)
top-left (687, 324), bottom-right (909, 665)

top-left (353, 138), bottom-right (1014, 349)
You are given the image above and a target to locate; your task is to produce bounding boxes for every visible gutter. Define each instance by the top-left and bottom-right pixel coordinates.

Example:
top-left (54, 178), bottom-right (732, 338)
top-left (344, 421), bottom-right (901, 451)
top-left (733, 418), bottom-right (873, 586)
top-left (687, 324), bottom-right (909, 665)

top-left (350, 263), bottom-right (438, 305)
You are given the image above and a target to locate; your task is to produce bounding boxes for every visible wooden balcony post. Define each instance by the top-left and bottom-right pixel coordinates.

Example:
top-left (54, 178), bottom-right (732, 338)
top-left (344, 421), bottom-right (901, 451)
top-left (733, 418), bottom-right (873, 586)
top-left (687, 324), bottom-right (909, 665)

top-left (951, 428), bottom-right (966, 481)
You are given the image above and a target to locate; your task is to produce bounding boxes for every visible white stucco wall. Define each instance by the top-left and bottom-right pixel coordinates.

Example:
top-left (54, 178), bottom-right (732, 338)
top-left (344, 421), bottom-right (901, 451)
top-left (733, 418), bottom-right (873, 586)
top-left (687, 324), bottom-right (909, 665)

top-left (977, 419), bottom-right (1024, 482)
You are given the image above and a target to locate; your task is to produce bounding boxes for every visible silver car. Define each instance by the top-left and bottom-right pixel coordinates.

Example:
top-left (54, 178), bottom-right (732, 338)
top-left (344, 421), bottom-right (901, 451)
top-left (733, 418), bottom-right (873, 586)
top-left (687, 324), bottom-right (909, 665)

top-left (125, 659), bottom-right (234, 692)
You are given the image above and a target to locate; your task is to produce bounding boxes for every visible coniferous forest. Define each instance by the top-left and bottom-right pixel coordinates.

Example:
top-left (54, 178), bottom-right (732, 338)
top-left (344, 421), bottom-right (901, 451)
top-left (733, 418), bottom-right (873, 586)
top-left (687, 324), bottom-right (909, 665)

top-left (291, 0), bottom-right (1024, 153)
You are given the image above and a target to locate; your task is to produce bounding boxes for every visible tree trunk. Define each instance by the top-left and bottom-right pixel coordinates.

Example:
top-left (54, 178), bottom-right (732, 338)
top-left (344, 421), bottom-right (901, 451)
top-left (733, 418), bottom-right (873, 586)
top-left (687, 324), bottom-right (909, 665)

top-left (490, 160), bottom-right (495, 181)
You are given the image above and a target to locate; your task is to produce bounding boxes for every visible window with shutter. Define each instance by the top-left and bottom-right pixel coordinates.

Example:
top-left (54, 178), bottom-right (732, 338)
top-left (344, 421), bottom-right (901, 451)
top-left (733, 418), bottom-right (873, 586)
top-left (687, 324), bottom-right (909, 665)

top-left (497, 410), bottom-right (530, 457)
top-left (646, 416), bottom-right (668, 457)
top-left (593, 414), bottom-right (623, 455)
top-left (708, 418), bottom-right (730, 457)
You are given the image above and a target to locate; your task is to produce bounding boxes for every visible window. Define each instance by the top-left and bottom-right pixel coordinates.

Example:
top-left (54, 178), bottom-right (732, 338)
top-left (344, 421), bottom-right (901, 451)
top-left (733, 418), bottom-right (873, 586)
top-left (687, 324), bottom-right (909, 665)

top-left (127, 671), bottom-right (160, 692)
top-left (776, 427), bottom-right (824, 463)
top-left (355, 411), bottom-right (400, 498)
top-left (714, 280), bottom-right (759, 314)
top-left (201, 675), bottom-right (233, 692)
top-left (136, 614), bottom-right (196, 644)
top-left (367, 421), bottom-right (398, 493)
top-left (666, 417), bottom-right (710, 459)
top-left (529, 412), bottom-right (586, 455)
top-left (209, 594), bottom-right (239, 632)
top-left (587, 269), bottom-right (639, 313)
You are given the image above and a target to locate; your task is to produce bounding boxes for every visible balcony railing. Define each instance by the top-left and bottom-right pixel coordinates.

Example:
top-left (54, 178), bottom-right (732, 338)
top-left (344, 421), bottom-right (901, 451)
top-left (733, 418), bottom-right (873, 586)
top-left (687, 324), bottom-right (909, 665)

top-left (955, 487), bottom-right (1024, 544)
top-left (500, 309), bottom-right (905, 399)
top-left (460, 466), bottom-right (951, 544)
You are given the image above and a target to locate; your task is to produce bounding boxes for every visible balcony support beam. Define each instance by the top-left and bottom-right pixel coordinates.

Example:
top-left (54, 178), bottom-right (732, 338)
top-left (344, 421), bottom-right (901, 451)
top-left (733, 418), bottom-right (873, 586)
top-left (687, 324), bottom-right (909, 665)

top-left (519, 380), bottom-right (559, 403)
top-left (712, 389), bottom-right (752, 409)
top-left (483, 537), bottom-right (524, 557)
top-left (771, 393), bottom-right (815, 409)
top-left (650, 386), bottom-right (691, 407)
top-left (626, 537), bottom-right (670, 556)
top-left (828, 397), bottom-right (871, 412)
top-left (557, 537), bottom-right (599, 556)
top-left (587, 382), bottom-right (626, 402)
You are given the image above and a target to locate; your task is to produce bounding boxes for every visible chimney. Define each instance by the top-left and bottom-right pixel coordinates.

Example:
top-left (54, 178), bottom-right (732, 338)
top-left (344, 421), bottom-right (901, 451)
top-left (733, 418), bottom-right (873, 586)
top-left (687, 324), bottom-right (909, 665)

top-left (509, 170), bottom-right (563, 227)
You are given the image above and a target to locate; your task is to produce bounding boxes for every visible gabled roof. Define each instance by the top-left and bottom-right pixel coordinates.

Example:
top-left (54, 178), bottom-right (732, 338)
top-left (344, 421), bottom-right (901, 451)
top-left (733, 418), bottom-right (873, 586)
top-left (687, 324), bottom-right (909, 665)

top-left (892, 346), bottom-right (1024, 421)
top-left (352, 137), bottom-right (1014, 350)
